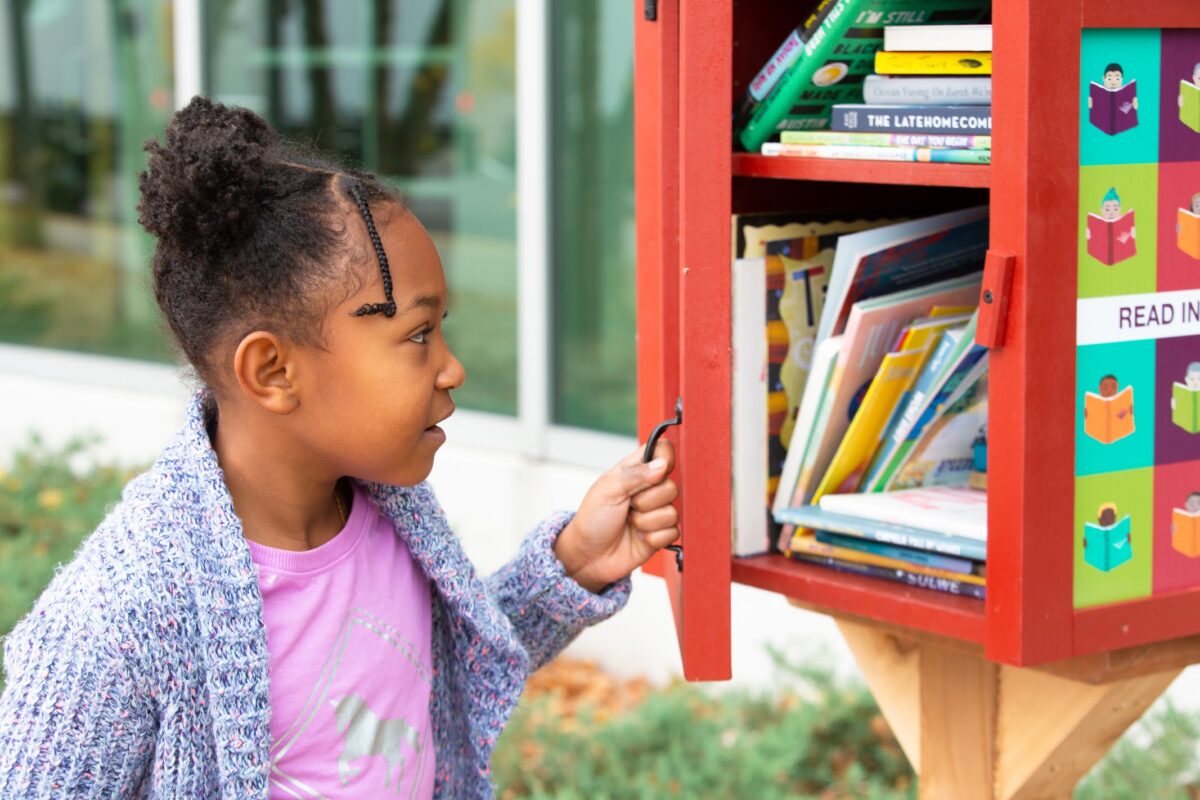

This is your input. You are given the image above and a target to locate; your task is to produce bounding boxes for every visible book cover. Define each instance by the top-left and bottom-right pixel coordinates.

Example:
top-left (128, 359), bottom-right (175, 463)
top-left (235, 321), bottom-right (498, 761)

top-left (1172, 382), bottom-right (1200, 434)
top-left (778, 491), bottom-right (987, 559)
top-left (774, 239), bottom-right (836, 448)
top-left (1181, 80), bottom-right (1200, 134)
top-left (789, 534), bottom-right (986, 584)
top-left (831, 104), bottom-right (992, 134)
top-left (882, 24), bottom-right (991, 52)
top-left (1172, 508), bottom-right (1200, 558)
top-left (737, 0), bottom-right (990, 151)
top-left (1088, 80), bottom-right (1138, 136)
top-left (820, 485), bottom-right (988, 542)
top-left (874, 51), bottom-right (992, 75)
top-left (1085, 210), bottom-right (1137, 265)
top-left (761, 142), bottom-right (991, 163)
top-left (862, 75), bottom-right (992, 105)
top-left (788, 551), bottom-right (986, 599)
top-left (1083, 385), bottom-right (1135, 444)
top-left (816, 205), bottom-right (988, 346)
top-left (1082, 515), bottom-right (1133, 572)
top-left (1178, 208), bottom-right (1200, 260)
top-left (890, 372), bottom-right (987, 490)
top-left (780, 130), bottom-right (991, 148)
top-left (816, 530), bottom-right (981, 574)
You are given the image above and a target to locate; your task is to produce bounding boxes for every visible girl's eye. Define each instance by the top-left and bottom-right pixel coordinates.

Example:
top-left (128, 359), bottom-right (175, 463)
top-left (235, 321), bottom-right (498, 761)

top-left (409, 325), bottom-right (434, 345)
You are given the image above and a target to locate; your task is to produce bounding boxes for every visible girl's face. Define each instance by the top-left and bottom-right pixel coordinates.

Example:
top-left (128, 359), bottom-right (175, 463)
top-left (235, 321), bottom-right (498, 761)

top-left (292, 206), bottom-right (465, 487)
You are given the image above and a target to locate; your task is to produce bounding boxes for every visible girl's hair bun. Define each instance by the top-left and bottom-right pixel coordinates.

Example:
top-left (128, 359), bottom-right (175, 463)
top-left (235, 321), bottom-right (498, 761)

top-left (137, 96), bottom-right (279, 254)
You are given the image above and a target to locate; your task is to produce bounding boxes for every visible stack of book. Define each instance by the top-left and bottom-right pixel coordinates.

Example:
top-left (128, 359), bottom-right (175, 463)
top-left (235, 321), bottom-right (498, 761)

top-left (801, 23), bottom-right (992, 164)
top-left (731, 207), bottom-right (990, 600)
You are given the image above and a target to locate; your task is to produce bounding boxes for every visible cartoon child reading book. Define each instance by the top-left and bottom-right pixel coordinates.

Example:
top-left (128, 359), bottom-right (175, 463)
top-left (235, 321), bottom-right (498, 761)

top-left (1089, 62), bottom-right (1139, 135)
top-left (1084, 502), bottom-right (1133, 572)
top-left (1178, 192), bottom-right (1200, 260)
top-left (1084, 373), bottom-right (1135, 444)
top-left (1172, 491), bottom-right (1200, 558)
top-left (1179, 62), bottom-right (1200, 133)
top-left (1171, 361), bottom-right (1200, 433)
top-left (1086, 188), bottom-right (1137, 265)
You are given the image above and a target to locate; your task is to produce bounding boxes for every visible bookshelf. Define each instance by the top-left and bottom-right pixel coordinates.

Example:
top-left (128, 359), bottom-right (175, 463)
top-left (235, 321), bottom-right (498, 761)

top-left (635, 0), bottom-right (1200, 688)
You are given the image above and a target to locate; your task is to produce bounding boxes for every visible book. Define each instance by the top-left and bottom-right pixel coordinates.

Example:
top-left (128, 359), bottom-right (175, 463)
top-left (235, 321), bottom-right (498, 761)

top-left (1086, 210), bottom-right (1137, 265)
top-left (780, 130), bottom-right (991, 148)
top-left (737, 0), bottom-right (991, 151)
top-left (863, 74), bottom-right (992, 105)
top-left (890, 372), bottom-right (987, 489)
top-left (734, 3), bottom-right (840, 127)
top-left (816, 530), bottom-right (981, 575)
top-left (875, 51), bottom-right (992, 75)
top-left (1172, 508), bottom-right (1200, 558)
top-left (1181, 80), bottom-right (1200, 134)
top-left (788, 551), bottom-right (986, 599)
top-left (778, 492), bottom-right (986, 559)
top-left (820, 485), bottom-right (987, 542)
top-left (1088, 80), bottom-right (1138, 136)
top-left (732, 256), bottom-right (772, 556)
top-left (832, 104), bottom-right (992, 134)
top-left (882, 24), bottom-right (991, 52)
top-left (762, 142), bottom-right (990, 163)
top-left (815, 206), bottom-right (988, 346)
top-left (732, 211), bottom-right (874, 260)
top-left (1082, 515), bottom-right (1132, 572)
top-left (1178, 208), bottom-right (1200, 260)
top-left (1172, 382), bottom-right (1200, 434)
top-left (1083, 385), bottom-right (1135, 444)
top-left (789, 534), bottom-right (986, 584)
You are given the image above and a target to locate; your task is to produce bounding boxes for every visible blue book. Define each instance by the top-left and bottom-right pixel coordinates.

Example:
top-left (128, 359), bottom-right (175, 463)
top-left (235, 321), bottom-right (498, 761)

top-left (789, 552), bottom-right (986, 600)
top-left (777, 503), bottom-right (987, 561)
top-left (815, 530), bottom-right (980, 575)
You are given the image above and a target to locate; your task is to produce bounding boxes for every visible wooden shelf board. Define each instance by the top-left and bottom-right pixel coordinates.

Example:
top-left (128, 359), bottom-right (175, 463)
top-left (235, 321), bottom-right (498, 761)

top-left (732, 153), bottom-right (992, 189)
top-left (732, 553), bottom-right (987, 644)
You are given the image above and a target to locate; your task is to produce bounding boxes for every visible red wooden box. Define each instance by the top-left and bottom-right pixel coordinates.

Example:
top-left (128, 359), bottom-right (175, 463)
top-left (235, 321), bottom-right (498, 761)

top-left (635, 0), bottom-right (1200, 680)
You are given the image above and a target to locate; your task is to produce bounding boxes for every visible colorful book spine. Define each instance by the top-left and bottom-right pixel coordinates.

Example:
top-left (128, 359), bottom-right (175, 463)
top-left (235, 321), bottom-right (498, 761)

top-left (832, 104), bottom-right (992, 134)
top-left (780, 130), bottom-right (991, 148)
top-left (789, 552), bottom-right (986, 599)
top-left (776, 504), bottom-right (987, 560)
top-left (762, 142), bottom-right (990, 163)
top-left (816, 530), bottom-right (982, 575)
top-left (862, 75), bottom-right (991, 105)
top-left (790, 534), bottom-right (985, 584)
top-left (874, 51), bottom-right (992, 75)
top-left (737, 0), bottom-right (991, 151)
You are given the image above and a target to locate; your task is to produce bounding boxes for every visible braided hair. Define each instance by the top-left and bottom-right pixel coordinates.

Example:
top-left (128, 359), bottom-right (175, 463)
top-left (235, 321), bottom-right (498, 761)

top-left (137, 96), bottom-right (405, 386)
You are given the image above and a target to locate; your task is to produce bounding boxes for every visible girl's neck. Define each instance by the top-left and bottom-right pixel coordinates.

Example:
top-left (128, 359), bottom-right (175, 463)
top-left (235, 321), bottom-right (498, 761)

top-left (211, 402), bottom-right (348, 552)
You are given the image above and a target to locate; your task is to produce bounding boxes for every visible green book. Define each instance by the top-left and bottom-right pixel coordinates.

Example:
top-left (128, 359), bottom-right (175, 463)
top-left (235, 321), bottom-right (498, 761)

top-left (1181, 80), bottom-right (1200, 134)
top-left (737, 0), bottom-right (991, 152)
top-left (1173, 382), bottom-right (1200, 433)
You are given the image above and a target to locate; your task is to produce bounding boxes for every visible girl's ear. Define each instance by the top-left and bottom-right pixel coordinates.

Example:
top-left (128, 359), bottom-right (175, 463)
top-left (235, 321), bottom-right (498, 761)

top-left (233, 331), bottom-right (300, 415)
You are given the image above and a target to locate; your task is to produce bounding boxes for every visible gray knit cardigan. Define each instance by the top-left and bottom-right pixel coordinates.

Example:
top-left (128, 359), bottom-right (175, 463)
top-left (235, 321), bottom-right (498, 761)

top-left (0, 391), bottom-right (631, 798)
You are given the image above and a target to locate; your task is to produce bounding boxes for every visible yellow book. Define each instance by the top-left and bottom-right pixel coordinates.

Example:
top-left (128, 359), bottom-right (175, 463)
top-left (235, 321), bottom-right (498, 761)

top-left (875, 51), bottom-right (992, 75)
top-left (811, 345), bottom-right (929, 501)
top-left (788, 534), bottom-right (986, 586)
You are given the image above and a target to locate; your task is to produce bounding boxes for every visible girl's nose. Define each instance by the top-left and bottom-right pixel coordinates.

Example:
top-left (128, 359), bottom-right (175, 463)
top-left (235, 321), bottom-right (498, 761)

top-left (439, 349), bottom-right (466, 391)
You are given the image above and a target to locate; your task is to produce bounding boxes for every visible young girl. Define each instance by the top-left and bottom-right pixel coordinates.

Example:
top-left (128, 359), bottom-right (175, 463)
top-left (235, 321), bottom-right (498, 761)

top-left (0, 97), bottom-right (678, 798)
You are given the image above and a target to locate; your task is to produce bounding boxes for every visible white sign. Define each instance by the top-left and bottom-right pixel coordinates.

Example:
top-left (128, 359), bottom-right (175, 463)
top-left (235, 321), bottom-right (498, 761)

top-left (1077, 288), bottom-right (1200, 345)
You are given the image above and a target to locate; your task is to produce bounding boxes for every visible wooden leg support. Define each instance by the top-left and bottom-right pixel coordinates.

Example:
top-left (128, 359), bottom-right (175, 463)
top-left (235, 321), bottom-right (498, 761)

top-left (836, 619), bottom-right (1181, 800)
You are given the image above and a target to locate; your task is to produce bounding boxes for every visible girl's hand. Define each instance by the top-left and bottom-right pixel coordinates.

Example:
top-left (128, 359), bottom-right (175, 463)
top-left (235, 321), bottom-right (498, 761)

top-left (554, 440), bottom-right (678, 593)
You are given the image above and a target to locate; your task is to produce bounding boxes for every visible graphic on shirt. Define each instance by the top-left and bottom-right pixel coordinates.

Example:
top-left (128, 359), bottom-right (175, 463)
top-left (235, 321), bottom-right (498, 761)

top-left (267, 604), bottom-right (433, 799)
top-left (331, 693), bottom-right (422, 791)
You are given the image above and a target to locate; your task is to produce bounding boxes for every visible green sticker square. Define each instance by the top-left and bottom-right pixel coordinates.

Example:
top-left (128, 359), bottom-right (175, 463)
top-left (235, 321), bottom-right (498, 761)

top-left (1075, 468), bottom-right (1154, 608)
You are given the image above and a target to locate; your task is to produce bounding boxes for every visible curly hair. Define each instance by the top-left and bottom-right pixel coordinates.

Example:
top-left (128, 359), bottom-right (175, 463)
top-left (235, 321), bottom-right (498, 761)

top-left (137, 96), bottom-right (404, 385)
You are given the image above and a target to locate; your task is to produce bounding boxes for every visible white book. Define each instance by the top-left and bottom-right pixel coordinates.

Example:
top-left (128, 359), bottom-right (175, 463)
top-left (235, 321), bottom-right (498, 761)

top-left (863, 75), bottom-right (992, 106)
top-left (882, 24), bottom-right (992, 52)
top-left (819, 486), bottom-right (988, 542)
top-left (732, 257), bottom-right (770, 556)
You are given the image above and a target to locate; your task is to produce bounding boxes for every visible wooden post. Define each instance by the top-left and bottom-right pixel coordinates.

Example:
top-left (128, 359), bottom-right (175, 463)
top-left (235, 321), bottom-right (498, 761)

top-left (835, 618), bottom-right (1182, 800)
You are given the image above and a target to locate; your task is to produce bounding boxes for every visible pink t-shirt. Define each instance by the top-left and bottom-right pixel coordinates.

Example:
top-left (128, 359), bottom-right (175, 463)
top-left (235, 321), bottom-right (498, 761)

top-left (248, 482), bottom-right (435, 799)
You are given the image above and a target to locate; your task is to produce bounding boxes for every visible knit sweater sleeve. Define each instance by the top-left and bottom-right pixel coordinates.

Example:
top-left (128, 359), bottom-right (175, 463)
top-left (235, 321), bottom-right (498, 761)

top-left (0, 545), bottom-right (155, 797)
top-left (485, 511), bottom-right (631, 671)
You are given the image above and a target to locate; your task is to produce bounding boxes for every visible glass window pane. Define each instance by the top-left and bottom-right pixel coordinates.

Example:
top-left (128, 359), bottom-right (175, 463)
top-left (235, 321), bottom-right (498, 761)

top-left (550, 1), bottom-right (636, 435)
top-left (205, 0), bottom-right (517, 415)
top-left (0, 2), bottom-right (175, 361)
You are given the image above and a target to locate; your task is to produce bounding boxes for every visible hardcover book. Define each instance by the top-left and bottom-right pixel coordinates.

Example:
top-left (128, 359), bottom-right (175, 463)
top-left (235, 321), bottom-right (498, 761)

top-left (1172, 382), bottom-right (1200, 434)
top-left (862, 75), bottom-right (992, 105)
top-left (777, 497), bottom-right (987, 560)
top-left (1086, 210), bottom-right (1136, 265)
top-left (788, 551), bottom-right (985, 599)
top-left (1083, 386), bottom-right (1135, 444)
top-left (831, 104), bottom-right (992, 135)
top-left (874, 51), bottom-right (992, 75)
top-left (882, 24), bottom-right (991, 52)
top-left (1088, 80), bottom-right (1138, 135)
top-left (1083, 515), bottom-right (1132, 572)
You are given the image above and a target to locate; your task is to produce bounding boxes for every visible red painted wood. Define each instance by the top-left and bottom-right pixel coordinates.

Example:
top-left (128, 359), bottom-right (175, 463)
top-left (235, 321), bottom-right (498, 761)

top-left (674, 0), bottom-right (733, 681)
top-left (733, 556), bottom-right (987, 643)
top-left (1074, 589), bottom-right (1200, 655)
top-left (1083, 0), bottom-right (1200, 28)
top-left (977, 251), bottom-right (1015, 349)
top-left (733, 153), bottom-right (992, 188)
